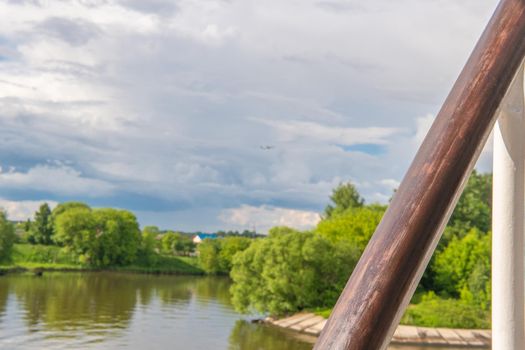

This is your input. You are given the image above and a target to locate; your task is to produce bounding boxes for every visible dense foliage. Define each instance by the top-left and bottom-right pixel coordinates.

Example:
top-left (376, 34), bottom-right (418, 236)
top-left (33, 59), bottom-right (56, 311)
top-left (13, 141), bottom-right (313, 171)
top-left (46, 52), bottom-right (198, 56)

top-left (54, 206), bottom-right (141, 267)
top-left (230, 228), bottom-right (359, 315)
top-left (316, 206), bottom-right (385, 250)
top-left (401, 292), bottom-right (490, 329)
top-left (323, 181), bottom-right (364, 218)
top-left (198, 236), bottom-right (252, 275)
top-left (28, 203), bottom-right (53, 245)
top-left (230, 171), bottom-right (493, 327)
top-left (161, 231), bottom-right (195, 256)
top-left (0, 211), bottom-right (16, 263)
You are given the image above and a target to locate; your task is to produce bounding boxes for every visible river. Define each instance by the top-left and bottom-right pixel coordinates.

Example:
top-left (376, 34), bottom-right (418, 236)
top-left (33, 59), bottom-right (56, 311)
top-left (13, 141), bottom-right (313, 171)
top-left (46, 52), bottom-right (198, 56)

top-left (0, 273), bottom-right (480, 349)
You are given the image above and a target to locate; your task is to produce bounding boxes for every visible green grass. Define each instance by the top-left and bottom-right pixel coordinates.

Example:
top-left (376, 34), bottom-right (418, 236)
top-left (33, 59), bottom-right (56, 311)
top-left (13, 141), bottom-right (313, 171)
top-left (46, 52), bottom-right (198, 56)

top-left (400, 293), bottom-right (490, 329)
top-left (12, 244), bottom-right (79, 267)
top-left (311, 307), bottom-right (332, 319)
top-left (1, 244), bottom-right (204, 275)
top-left (310, 294), bottom-right (490, 329)
top-left (112, 255), bottom-right (204, 275)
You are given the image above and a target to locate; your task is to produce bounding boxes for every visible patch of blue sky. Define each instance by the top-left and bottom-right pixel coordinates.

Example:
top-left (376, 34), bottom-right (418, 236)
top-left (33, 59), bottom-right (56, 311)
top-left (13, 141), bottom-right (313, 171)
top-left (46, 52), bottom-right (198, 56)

top-left (338, 143), bottom-right (386, 155)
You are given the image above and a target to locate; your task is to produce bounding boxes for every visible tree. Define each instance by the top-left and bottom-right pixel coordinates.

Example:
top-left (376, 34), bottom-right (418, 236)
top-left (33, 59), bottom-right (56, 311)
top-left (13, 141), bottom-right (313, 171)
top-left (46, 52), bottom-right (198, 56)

top-left (316, 206), bottom-right (385, 251)
top-left (198, 239), bottom-right (222, 274)
top-left (323, 181), bottom-right (364, 219)
top-left (420, 171), bottom-right (492, 292)
top-left (161, 231), bottom-right (195, 256)
top-left (142, 226), bottom-right (161, 237)
top-left (198, 237), bottom-right (252, 274)
top-left (432, 228), bottom-right (490, 300)
top-left (138, 227), bottom-right (160, 265)
top-left (218, 237), bottom-right (252, 272)
top-left (230, 228), bottom-right (360, 315)
top-left (53, 207), bottom-right (94, 250)
top-left (447, 170), bottom-right (492, 235)
top-left (29, 203), bottom-right (54, 245)
top-left (51, 202), bottom-right (91, 219)
top-left (54, 208), bottom-right (141, 267)
top-left (0, 211), bottom-right (16, 263)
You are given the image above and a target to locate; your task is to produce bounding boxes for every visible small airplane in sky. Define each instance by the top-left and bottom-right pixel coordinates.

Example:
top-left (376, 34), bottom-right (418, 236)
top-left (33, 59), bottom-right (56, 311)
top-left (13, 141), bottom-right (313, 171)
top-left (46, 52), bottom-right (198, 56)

top-left (260, 145), bottom-right (275, 150)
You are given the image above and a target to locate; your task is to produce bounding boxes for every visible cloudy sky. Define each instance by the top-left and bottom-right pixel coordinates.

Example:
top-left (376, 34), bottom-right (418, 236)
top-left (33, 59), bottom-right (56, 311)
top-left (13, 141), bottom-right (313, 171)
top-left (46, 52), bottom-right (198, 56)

top-left (0, 0), bottom-right (499, 233)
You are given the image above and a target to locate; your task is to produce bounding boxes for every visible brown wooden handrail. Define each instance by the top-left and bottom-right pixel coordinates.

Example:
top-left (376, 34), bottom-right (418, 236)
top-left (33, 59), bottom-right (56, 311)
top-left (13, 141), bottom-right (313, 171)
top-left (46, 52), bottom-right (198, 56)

top-left (313, 0), bottom-right (525, 349)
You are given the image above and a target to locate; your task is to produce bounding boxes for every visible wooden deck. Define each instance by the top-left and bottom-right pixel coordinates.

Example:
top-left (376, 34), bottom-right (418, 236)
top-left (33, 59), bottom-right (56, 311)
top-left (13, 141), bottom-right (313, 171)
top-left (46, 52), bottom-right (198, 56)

top-left (266, 313), bottom-right (491, 348)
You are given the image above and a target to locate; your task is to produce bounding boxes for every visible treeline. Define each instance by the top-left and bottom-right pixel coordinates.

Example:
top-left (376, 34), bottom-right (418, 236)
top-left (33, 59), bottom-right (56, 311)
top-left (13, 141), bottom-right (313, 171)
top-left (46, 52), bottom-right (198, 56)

top-left (226, 171), bottom-right (492, 328)
top-left (1, 202), bottom-right (195, 269)
top-left (0, 201), bottom-right (263, 272)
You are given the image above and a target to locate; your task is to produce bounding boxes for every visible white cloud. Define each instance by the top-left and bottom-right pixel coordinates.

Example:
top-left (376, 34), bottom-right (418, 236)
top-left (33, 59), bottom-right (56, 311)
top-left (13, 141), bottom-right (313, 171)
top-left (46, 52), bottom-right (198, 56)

top-left (0, 164), bottom-right (114, 197)
top-left (254, 118), bottom-right (401, 145)
top-left (414, 114), bottom-right (436, 146)
top-left (379, 178), bottom-right (400, 190)
top-left (0, 198), bottom-right (58, 221)
top-left (219, 205), bottom-right (321, 234)
top-left (0, 0), bottom-right (501, 230)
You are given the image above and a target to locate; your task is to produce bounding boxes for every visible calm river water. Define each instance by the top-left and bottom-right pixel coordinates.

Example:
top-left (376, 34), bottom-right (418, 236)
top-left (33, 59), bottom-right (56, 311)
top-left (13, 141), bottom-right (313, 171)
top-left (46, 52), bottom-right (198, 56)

top-left (0, 273), bottom-right (480, 350)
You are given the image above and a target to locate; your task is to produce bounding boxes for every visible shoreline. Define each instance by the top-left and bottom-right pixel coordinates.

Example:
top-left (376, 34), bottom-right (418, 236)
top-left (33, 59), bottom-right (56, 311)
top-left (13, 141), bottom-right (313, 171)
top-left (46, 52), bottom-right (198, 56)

top-left (265, 313), bottom-right (491, 348)
top-left (0, 265), bottom-right (206, 276)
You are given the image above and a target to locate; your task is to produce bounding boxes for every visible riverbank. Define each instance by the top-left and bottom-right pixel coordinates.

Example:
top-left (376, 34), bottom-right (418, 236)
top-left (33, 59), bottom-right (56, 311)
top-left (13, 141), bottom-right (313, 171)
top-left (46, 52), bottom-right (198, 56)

top-left (266, 313), bottom-right (491, 348)
top-left (0, 244), bottom-right (205, 276)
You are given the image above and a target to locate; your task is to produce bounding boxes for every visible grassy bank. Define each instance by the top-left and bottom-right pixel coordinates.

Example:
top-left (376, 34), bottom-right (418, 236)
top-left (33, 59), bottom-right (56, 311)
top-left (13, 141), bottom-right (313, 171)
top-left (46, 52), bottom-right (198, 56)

top-left (312, 294), bottom-right (490, 329)
top-left (0, 244), bottom-right (204, 275)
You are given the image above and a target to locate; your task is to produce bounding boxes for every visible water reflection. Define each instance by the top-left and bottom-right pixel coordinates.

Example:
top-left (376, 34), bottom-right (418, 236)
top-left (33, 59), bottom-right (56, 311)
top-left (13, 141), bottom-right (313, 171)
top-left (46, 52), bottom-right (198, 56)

top-left (229, 320), bottom-right (315, 350)
top-left (0, 273), bottom-right (482, 350)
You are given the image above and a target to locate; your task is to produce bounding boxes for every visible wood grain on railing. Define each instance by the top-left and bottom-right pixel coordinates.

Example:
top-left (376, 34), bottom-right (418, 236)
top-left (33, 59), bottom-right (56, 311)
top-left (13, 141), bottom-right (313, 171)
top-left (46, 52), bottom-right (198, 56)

top-left (313, 0), bottom-right (525, 349)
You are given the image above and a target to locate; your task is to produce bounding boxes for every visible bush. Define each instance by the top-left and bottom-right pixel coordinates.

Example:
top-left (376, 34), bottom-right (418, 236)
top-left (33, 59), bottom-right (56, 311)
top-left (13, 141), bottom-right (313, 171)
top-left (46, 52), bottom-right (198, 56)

top-left (401, 292), bottom-right (490, 329)
top-left (433, 229), bottom-right (490, 297)
top-left (230, 228), bottom-right (360, 315)
top-left (13, 244), bottom-right (77, 265)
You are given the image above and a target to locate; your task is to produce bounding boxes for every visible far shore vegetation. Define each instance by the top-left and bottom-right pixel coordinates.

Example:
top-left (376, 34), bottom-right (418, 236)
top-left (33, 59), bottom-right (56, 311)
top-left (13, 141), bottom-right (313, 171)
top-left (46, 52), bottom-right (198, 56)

top-left (0, 171), bottom-right (491, 329)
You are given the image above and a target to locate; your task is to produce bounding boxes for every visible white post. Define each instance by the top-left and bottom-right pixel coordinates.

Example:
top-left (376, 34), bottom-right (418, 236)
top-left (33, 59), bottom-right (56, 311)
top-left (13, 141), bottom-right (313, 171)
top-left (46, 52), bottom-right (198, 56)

top-left (493, 63), bottom-right (525, 350)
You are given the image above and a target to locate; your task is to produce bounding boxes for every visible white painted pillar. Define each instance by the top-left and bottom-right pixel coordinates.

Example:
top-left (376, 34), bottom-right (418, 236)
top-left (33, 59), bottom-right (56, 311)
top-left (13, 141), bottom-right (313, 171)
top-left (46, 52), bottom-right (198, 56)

top-left (493, 63), bottom-right (525, 350)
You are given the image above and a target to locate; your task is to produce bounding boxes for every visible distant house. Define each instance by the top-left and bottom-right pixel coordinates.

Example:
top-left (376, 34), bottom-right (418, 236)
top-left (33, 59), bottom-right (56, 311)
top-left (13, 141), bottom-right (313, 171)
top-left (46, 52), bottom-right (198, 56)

top-left (192, 233), bottom-right (218, 244)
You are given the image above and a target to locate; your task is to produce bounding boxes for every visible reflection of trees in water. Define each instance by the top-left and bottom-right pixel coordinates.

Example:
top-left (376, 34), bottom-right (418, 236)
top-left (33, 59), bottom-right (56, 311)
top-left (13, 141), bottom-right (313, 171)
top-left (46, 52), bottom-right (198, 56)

top-left (193, 276), bottom-right (232, 306)
top-left (0, 278), bottom-right (9, 324)
top-left (8, 274), bottom-right (232, 330)
top-left (3, 273), bottom-right (234, 345)
top-left (12, 273), bottom-right (139, 330)
top-left (228, 320), bottom-right (314, 350)
top-left (153, 275), bottom-right (194, 305)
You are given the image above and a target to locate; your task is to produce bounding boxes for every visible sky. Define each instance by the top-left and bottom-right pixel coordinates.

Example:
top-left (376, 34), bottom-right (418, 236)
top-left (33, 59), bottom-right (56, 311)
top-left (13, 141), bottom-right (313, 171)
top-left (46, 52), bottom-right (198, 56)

top-left (0, 0), bottom-right (499, 233)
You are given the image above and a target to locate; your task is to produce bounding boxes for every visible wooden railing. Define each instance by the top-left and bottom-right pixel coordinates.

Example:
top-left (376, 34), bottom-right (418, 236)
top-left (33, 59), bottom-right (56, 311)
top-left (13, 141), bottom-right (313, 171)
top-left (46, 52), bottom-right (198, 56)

top-left (313, 0), bottom-right (525, 349)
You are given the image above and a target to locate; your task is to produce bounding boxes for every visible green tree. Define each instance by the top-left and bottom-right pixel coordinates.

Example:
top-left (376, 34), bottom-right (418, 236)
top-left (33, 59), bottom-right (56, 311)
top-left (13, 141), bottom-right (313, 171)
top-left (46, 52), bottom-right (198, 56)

top-left (53, 207), bottom-right (94, 250)
top-left (0, 211), bottom-right (16, 263)
top-left (218, 237), bottom-right (252, 272)
top-left (51, 202), bottom-right (91, 219)
top-left (142, 226), bottom-right (161, 237)
top-left (433, 228), bottom-right (490, 299)
top-left (161, 231), bottom-right (180, 255)
top-left (447, 170), bottom-right (492, 235)
top-left (138, 227), bottom-right (159, 265)
top-left (198, 239), bottom-right (222, 274)
top-left (316, 206), bottom-right (385, 251)
top-left (421, 171), bottom-right (492, 292)
top-left (161, 231), bottom-right (195, 256)
top-left (54, 208), bottom-right (141, 267)
top-left (324, 181), bottom-right (364, 218)
top-left (29, 203), bottom-right (54, 245)
top-left (230, 228), bottom-right (360, 315)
